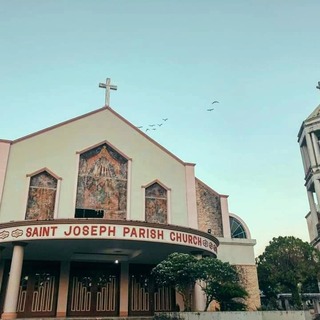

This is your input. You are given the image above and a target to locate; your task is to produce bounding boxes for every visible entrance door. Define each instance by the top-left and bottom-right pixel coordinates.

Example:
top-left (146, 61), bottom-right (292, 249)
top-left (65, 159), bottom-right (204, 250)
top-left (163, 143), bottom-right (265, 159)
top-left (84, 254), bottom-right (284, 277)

top-left (67, 262), bottom-right (120, 317)
top-left (129, 264), bottom-right (175, 316)
top-left (0, 261), bottom-right (60, 318)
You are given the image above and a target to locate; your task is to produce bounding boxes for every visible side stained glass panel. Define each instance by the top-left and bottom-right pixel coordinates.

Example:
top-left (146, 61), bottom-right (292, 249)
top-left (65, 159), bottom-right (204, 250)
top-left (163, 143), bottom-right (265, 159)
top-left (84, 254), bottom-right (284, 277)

top-left (25, 172), bottom-right (57, 220)
top-left (145, 183), bottom-right (167, 224)
top-left (75, 144), bottom-right (128, 219)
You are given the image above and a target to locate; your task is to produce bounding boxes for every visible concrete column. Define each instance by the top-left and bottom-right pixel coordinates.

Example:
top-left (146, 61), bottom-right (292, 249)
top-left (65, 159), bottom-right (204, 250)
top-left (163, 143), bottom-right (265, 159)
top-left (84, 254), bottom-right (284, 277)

top-left (0, 247), bottom-right (5, 294)
top-left (2, 243), bottom-right (26, 320)
top-left (220, 196), bottom-right (231, 238)
top-left (119, 262), bottom-right (129, 317)
top-left (307, 191), bottom-right (319, 239)
top-left (185, 164), bottom-right (198, 229)
top-left (308, 191), bottom-right (318, 216)
top-left (300, 147), bottom-right (309, 174)
top-left (192, 253), bottom-right (205, 312)
top-left (314, 180), bottom-right (320, 209)
top-left (311, 132), bottom-right (320, 165)
top-left (306, 133), bottom-right (317, 167)
top-left (56, 261), bottom-right (70, 317)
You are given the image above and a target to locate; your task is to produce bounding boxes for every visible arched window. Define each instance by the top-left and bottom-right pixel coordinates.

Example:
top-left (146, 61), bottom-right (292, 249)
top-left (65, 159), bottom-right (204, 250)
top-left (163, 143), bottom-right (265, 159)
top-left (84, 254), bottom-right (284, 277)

top-left (26, 171), bottom-right (58, 220)
top-left (75, 143), bottom-right (128, 219)
top-left (230, 216), bottom-right (247, 239)
top-left (145, 182), bottom-right (167, 224)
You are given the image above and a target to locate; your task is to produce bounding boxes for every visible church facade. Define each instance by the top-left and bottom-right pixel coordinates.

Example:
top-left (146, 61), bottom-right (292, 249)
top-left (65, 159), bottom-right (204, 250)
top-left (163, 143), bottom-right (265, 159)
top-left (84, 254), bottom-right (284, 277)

top-left (0, 106), bottom-right (259, 319)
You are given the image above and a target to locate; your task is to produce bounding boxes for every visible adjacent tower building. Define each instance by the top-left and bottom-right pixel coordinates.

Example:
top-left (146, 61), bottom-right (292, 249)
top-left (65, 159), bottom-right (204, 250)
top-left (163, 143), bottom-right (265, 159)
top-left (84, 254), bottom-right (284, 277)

top-left (298, 101), bottom-right (320, 248)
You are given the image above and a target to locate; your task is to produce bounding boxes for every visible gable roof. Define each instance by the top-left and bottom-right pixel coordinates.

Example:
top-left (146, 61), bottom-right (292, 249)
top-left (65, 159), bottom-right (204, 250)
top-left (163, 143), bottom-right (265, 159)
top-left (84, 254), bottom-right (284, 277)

top-left (9, 106), bottom-right (193, 166)
top-left (306, 104), bottom-right (320, 122)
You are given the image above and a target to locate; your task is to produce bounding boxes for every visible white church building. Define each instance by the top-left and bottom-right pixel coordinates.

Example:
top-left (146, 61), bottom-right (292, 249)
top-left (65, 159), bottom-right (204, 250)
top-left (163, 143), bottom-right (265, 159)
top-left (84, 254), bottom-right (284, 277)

top-left (0, 88), bottom-right (260, 318)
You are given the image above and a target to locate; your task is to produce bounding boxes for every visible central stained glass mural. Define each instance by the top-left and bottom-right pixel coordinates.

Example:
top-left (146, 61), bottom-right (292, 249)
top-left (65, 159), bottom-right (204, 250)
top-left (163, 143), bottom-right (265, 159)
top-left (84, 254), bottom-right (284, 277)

top-left (75, 144), bottom-right (128, 220)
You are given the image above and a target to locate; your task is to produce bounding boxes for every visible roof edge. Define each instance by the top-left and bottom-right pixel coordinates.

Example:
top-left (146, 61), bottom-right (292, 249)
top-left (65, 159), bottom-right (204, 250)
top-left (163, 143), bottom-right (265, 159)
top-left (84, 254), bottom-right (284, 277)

top-left (195, 177), bottom-right (229, 198)
top-left (12, 106), bottom-right (108, 144)
top-left (9, 105), bottom-right (191, 166)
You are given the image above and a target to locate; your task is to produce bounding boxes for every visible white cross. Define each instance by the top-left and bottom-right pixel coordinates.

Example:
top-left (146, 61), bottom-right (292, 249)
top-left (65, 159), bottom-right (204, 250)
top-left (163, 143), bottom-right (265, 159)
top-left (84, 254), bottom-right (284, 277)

top-left (99, 78), bottom-right (117, 106)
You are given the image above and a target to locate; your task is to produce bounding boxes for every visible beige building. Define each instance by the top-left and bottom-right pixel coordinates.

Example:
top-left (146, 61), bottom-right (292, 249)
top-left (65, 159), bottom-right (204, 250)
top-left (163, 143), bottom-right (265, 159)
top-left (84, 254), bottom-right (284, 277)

top-left (0, 105), bottom-right (260, 319)
top-left (298, 104), bottom-right (320, 248)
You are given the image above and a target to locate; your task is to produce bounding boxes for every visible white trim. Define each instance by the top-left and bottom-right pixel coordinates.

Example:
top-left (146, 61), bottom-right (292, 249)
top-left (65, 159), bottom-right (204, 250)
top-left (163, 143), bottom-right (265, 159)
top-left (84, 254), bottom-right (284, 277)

top-left (167, 189), bottom-right (172, 224)
top-left (220, 196), bottom-right (231, 238)
top-left (54, 179), bottom-right (61, 219)
top-left (126, 159), bottom-right (132, 220)
top-left (23, 175), bottom-right (31, 220)
top-left (72, 153), bottom-right (80, 219)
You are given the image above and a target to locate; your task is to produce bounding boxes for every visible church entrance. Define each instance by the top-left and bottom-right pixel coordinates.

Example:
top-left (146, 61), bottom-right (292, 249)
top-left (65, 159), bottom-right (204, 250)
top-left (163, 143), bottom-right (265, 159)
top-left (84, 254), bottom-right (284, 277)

top-left (128, 264), bottom-right (175, 316)
top-left (67, 262), bottom-right (120, 317)
top-left (0, 261), bottom-right (60, 318)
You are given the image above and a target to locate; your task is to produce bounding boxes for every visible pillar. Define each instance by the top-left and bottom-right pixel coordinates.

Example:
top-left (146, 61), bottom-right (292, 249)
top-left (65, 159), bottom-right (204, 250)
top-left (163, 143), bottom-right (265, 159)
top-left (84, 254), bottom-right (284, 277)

top-left (56, 261), bottom-right (70, 317)
top-left (1, 243), bottom-right (26, 320)
top-left (314, 179), bottom-right (320, 209)
top-left (119, 262), bottom-right (129, 317)
top-left (220, 196), bottom-right (231, 238)
top-left (0, 247), bottom-right (5, 292)
top-left (306, 133), bottom-right (317, 167)
top-left (307, 191), bottom-right (319, 239)
top-left (192, 253), bottom-right (205, 312)
top-left (312, 132), bottom-right (320, 165)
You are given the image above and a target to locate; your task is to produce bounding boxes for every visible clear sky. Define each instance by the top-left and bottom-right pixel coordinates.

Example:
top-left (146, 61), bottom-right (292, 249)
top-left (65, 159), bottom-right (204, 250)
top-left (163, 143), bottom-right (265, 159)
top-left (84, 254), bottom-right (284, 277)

top-left (1, 0), bottom-right (320, 256)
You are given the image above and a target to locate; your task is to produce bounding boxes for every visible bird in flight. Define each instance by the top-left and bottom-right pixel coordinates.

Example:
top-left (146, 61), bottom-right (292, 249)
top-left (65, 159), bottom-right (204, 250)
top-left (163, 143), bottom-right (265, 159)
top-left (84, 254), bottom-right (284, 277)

top-left (207, 108), bottom-right (214, 111)
top-left (158, 123), bottom-right (163, 126)
top-left (212, 101), bottom-right (219, 104)
top-left (137, 126), bottom-right (143, 129)
top-left (162, 118), bottom-right (168, 121)
top-left (149, 124), bottom-right (156, 127)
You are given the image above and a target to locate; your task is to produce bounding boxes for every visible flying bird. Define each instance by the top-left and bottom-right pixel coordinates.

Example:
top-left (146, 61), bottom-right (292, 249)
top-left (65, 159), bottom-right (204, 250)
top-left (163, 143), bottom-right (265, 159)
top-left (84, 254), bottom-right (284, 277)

top-left (162, 118), bottom-right (168, 121)
top-left (158, 123), bottom-right (163, 126)
top-left (146, 128), bottom-right (150, 132)
top-left (137, 126), bottom-right (143, 129)
top-left (149, 124), bottom-right (156, 127)
top-left (207, 108), bottom-right (214, 111)
top-left (212, 101), bottom-right (219, 104)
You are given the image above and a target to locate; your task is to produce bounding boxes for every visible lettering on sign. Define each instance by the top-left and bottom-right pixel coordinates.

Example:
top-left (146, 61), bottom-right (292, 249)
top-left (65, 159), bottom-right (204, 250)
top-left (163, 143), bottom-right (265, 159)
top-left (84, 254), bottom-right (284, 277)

top-left (0, 224), bottom-right (217, 254)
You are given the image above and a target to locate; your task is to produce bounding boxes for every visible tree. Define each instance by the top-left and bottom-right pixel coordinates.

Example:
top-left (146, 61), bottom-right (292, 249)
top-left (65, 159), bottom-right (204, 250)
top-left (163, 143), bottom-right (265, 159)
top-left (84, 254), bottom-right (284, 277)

top-left (256, 236), bottom-right (320, 310)
top-left (151, 252), bottom-right (199, 311)
top-left (197, 257), bottom-right (248, 311)
top-left (152, 253), bottom-right (248, 312)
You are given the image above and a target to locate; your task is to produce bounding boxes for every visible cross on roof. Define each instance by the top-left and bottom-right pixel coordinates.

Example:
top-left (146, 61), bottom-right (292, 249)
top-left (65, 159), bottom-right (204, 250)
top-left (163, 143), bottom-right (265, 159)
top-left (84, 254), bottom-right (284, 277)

top-left (99, 78), bottom-right (117, 106)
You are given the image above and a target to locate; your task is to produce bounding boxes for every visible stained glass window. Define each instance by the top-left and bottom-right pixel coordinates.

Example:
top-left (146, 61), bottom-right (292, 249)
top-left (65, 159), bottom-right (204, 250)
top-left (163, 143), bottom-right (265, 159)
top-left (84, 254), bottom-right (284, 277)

top-left (145, 182), bottom-right (167, 224)
top-left (75, 143), bottom-right (128, 219)
top-left (25, 171), bottom-right (57, 220)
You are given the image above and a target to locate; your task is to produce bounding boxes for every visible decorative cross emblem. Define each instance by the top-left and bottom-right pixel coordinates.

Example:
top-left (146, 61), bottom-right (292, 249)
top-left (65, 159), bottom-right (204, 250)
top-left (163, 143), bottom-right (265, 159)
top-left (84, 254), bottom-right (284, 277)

top-left (99, 78), bottom-right (117, 106)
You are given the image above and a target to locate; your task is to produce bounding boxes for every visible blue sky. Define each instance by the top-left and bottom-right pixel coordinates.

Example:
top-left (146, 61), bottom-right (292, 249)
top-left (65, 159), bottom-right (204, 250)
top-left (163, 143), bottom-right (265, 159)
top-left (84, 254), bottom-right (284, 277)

top-left (1, 0), bottom-right (319, 256)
